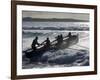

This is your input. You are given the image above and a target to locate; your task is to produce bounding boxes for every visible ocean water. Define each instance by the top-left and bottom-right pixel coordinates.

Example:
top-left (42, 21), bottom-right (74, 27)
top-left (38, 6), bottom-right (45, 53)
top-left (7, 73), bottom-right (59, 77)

top-left (22, 22), bottom-right (89, 31)
top-left (22, 22), bottom-right (89, 28)
top-left (22, 21), bottom-right (90, 69)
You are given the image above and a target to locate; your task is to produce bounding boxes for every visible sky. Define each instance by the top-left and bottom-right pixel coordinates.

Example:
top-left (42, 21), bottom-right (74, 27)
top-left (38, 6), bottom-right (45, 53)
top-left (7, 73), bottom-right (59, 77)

top-left (22, 11), bottom-right (89, 21)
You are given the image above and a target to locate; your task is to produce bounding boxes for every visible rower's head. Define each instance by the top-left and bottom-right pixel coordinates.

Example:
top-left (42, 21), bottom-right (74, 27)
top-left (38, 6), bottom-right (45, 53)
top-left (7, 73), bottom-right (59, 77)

top-left (47, 37), bottom-right (49, 40)
top-left (69, 32), bottom-right (71, 34)
top-left (35, 36), bottom-right (38, 40)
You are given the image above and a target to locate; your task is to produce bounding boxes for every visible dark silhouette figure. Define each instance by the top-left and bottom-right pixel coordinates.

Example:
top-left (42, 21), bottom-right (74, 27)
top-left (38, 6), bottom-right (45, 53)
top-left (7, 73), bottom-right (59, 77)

top-left (56, 34), bottom-right (63, 48)
top-left (59, 34), bottom-right (63, 43)
top-left (67, 32), bottom-right (72, 38)
top-left (44, 37), bottom-right (51, 49)
top-left (31, 36), bottom-right (39, 51)
top-left (56, 35), bottom-right (60, 43)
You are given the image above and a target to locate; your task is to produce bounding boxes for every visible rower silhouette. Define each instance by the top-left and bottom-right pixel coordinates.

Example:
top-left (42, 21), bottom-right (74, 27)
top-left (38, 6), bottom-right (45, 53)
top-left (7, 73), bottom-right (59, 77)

top-left (59, 34), bottom-right (63, 43)
top-left (56, 35), bottom-right (60, 43)
top-left (56, 34), bottom-right (63, 48)
top-left (67, 32), bottom-right (72, 38)
top-left (31, 36), bottom-right (39, 51)
top-left (43, 37), bottom-right (51, 50)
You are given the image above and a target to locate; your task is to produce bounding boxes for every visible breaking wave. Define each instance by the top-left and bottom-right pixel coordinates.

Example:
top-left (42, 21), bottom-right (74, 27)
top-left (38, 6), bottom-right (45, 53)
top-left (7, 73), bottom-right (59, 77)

top-left (22, 48), bottom-right (89, 69)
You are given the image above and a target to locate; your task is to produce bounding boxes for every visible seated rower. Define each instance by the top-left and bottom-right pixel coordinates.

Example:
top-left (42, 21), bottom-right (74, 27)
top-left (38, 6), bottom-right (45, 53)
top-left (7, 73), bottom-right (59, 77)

top-left (67, 32), bottom-right (72, 38)
top-left (55, 34), bottom-right (63, 48)
top-left (31, 36), bottom-right (40, 51)
top-left (44, 37), bottom-right (51, 49)
top-left (59, 34), bottom-right (63, 43)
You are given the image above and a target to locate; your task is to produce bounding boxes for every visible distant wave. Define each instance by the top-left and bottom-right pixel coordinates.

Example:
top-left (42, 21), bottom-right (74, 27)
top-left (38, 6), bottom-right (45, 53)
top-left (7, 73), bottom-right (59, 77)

top-left (23, 26), bottom-right (89, 31)
top-left (22, 30), bottom-right (45, 38)
top-left (22, 30), bottom-right (89, 38)
top-left (22, 21), bottom-right (89, 31)
top-left (22, 30), bottom-right (54, 38)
